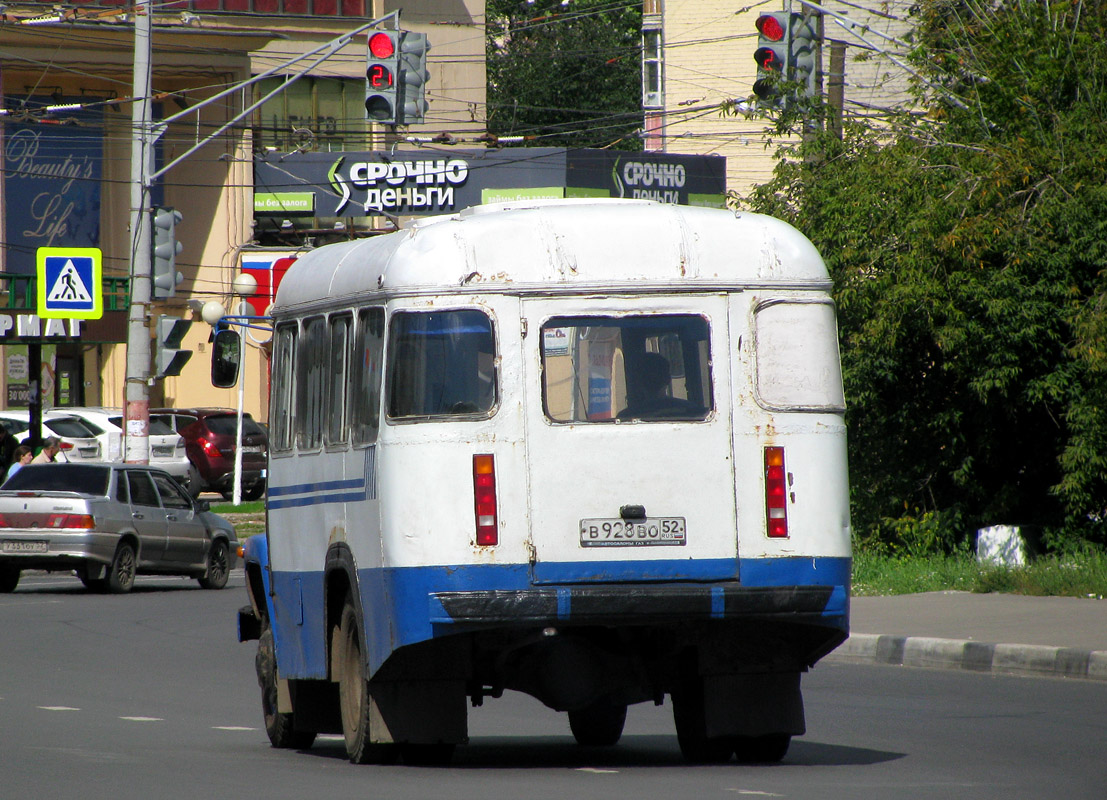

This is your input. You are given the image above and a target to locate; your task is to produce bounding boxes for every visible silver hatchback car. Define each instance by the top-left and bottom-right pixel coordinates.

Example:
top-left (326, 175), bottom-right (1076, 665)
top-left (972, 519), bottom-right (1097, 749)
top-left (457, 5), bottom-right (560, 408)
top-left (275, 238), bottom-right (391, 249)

top-left (0, 463), bottom-right (238, 594)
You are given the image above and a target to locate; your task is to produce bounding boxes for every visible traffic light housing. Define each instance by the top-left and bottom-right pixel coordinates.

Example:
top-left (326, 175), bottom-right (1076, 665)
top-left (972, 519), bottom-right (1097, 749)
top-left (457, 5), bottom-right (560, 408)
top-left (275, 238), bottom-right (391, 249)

top-left (152, 207), bottom-right (183, 299)
top-left (398, 32), bottom-right (430, 124)
top-left (790, 12), bottom-right (819, 98)
top-left (366, 30), bottom-right (400, 124)
top-left (155, 315), bottom-right (193, 378)
top-left (753, 12), bottom-right (790, 101)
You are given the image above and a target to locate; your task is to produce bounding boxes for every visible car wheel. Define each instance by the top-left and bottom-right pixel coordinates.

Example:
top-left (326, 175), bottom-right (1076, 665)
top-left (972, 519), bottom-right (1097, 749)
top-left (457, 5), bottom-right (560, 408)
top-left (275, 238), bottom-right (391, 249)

top-left (0, 564), bottom-right (20, 593)
top-left (106, 542), bottom-right (137, 594)
top-left (186, 464), bottom-right (205, 498)
top-left (256, 627), bottom-right (316, 749)
top-left (77, 563), bottom-right (108, 592)
top-left (242, 484), bottom-right (265, 502)
top-left (220, 489), bottom-right (235, 502)
top-left (672, 678), bottom-right (734, 764)
top-left (568, 698), bottom-right (627, 746)
top-left (197, 540), bottom-right (230, 590)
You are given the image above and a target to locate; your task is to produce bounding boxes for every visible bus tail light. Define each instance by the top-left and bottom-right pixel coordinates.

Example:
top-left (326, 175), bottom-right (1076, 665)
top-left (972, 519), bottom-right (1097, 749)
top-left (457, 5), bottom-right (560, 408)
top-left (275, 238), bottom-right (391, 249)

top-left (764, 446), bottom-right (788, 538)
top-left (473, 454), bottom-right (498, 546)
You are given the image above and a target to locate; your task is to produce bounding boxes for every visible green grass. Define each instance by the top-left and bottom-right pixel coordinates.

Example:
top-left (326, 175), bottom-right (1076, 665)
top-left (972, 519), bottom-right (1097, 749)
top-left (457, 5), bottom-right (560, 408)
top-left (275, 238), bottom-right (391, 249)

top-left (209, 500), bottom-right (265, 514)
top-left (853, 549), bottom-right (1107, 598)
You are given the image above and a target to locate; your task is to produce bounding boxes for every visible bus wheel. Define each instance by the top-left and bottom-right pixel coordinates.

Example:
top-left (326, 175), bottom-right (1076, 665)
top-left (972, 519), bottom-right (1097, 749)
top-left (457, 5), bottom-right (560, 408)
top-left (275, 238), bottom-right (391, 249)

top-left (672, 679), bottom-right (733, 764)
top-left (257, 627), bottom-right (316, 749)
top-left (399, 742), bottom-right (456, 766)
top-left (568, 698), bottom-right (627, 746)
top-left (338, 599), bottom-right (376, 764)
top-left (733, 733), bottom-right (791, 764)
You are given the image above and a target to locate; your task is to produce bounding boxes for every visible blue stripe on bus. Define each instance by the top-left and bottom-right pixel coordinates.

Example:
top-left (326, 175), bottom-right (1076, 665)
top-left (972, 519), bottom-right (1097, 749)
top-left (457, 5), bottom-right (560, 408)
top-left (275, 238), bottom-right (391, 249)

top-left (268, 490), bottom-right (369, 510)
top-left (268, 556), bottom-right (851, 681)
top-left (268, 477), bottom-right (366, 497)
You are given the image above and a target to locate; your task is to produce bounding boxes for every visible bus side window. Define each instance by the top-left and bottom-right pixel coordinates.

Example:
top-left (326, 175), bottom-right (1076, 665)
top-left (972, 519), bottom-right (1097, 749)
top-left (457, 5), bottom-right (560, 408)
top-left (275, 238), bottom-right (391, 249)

top-left (351, 307), bottom-right (385, 444)
top-left (296, 317), bottom-right (326, 450)
top-left (387, 309), bottom-right (496, 419)
top-left (325, 314), bottom-right (352, 447)
top-left (270, 324), bottom-right (296, 453)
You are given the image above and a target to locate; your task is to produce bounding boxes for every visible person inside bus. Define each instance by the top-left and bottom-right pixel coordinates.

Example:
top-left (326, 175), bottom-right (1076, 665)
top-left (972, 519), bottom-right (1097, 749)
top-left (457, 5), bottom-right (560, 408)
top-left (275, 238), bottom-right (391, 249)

top-left (618, 352), bottom-right (705, 421)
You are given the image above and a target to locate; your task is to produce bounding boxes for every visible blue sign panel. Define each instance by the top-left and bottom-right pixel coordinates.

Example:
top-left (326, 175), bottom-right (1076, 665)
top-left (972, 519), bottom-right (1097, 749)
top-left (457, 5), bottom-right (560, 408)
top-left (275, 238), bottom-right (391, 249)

top-left (37, 247), bottom-right (103, 319)
top-left (2, 96), bottom-right (103, 275)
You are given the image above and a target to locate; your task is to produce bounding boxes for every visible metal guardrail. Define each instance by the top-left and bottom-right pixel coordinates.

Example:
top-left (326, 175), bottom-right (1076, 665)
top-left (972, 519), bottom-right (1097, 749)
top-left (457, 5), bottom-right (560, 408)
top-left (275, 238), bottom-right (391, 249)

top-left (0, 272), bottom-right (130, 312)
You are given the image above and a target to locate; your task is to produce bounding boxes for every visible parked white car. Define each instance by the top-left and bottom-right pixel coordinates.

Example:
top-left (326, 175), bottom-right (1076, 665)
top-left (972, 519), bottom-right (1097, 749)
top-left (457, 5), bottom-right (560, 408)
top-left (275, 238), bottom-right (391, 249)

top-left (0, 410), bottom-right (102, 462)
top-left (47, 407), bottom-right (194, 490)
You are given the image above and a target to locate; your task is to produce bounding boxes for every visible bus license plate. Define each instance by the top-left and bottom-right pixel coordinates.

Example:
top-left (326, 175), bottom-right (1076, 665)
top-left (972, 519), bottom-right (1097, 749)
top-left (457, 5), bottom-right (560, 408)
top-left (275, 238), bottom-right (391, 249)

top-left (2, 540), bottom-right (48, 554)
top-left (579, 518), bottom-right (686, 547)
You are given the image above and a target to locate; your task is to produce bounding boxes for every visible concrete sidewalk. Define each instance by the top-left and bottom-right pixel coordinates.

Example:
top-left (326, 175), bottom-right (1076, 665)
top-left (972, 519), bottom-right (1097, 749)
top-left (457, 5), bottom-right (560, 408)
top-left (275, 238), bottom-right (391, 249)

top-left (826, 591), bottom-right (1107, 681)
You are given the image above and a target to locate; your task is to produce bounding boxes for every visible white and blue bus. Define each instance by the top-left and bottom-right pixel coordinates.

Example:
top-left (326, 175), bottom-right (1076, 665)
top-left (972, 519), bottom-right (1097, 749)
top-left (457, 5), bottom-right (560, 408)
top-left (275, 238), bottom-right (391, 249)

top-left (232, 199), bottom-right (851, 765)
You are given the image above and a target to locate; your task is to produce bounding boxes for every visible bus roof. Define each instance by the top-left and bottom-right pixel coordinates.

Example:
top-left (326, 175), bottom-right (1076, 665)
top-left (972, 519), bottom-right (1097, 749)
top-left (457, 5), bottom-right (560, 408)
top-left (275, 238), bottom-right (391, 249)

top-left (272, 199), bottom-right (828, 312)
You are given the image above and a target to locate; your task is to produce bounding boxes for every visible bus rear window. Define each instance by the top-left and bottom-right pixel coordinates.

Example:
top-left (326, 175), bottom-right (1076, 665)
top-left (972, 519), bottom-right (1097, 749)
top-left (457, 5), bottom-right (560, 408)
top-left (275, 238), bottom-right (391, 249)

top-left (541, 315), bottom-right (712, 423)
top-left (754, 301), bottom-right (846, 411)
top-left (386, 310), bottom-right (497, 419)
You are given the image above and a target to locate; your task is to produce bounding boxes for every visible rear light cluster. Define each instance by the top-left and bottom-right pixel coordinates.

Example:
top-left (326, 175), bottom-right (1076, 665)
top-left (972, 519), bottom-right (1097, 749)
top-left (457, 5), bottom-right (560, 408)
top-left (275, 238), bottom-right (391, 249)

top-left (200, 438), bottom-right (224, 458)
top-left (0, 512), bottom-right (95, 529)
top-left (764, 446), bottom-right (789, 538)
top-left (473, 454), bottom-right (498, 546)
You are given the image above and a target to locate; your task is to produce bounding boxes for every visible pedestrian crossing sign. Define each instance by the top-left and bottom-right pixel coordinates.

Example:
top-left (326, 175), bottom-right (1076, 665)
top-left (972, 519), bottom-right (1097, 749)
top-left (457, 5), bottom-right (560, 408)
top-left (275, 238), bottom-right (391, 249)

top-left (36, 247), bottom-right (103, 320)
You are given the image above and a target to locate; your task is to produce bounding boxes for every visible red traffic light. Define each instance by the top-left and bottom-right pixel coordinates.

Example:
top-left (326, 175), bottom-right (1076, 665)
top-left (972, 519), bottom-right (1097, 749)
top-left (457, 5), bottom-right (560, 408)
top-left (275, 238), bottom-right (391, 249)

top-left (754, 47), bottom-right (785, 72)
top-left (369, 31), bottom-right (396, 59)
top-left (367, 63), bottom-right (393, 89)
top-left (755, 14), bottom-right (787, 42)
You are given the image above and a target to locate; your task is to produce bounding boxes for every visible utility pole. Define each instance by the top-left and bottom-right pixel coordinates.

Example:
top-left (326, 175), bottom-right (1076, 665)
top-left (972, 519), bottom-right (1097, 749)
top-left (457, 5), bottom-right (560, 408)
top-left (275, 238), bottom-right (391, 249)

top-left (124, 0), bottom-right (153, 463)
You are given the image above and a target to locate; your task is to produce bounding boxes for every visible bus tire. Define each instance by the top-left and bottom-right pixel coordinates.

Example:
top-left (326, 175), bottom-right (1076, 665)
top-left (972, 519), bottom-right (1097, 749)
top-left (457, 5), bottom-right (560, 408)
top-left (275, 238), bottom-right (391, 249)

top-left (568, 698), bottom-right (627, 746)
top-left (672, 679), bottom-right (733, 764)
top-left (257, 628), bottom-right (316, 750)
top-left (338, 599), bottom-right (375, 764)
top-left (732, 733), bottom-right (791, 764)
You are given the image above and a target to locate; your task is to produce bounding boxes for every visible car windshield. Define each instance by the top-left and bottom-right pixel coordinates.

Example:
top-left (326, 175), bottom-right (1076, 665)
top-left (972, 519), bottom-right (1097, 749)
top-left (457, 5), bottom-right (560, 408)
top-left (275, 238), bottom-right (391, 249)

top-left (3, 464), bottom-right (111, 496)
top-left (205, 414), bottom-right (265, 437)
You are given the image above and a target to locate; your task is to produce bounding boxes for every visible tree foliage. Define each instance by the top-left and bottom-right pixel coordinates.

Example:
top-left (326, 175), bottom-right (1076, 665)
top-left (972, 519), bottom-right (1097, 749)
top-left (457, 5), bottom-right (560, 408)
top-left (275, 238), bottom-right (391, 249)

top-left (742, 1), bottom-right (1107, 545)
top-left (486, 0), bottom-right (643, 149)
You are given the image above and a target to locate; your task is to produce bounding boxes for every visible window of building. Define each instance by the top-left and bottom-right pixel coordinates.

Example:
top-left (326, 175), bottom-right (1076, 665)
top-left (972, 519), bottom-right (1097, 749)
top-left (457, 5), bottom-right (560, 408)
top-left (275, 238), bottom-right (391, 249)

top-left (253, 76), bottom-right (368, 153)
top-left (642, 22), bottom-right (664, 110)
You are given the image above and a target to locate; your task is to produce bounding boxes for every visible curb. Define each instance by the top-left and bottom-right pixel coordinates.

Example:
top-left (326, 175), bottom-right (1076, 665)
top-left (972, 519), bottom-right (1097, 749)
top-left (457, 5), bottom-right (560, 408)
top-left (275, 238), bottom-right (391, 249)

top-left (827, 634), bottom-right (1107, 682)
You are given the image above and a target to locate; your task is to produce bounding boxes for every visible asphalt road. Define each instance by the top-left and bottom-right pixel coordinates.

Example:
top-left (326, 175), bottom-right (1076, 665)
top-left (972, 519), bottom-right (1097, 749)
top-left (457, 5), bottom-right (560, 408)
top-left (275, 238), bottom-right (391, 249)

top-left (1, 571), bottom-right (1105, 800)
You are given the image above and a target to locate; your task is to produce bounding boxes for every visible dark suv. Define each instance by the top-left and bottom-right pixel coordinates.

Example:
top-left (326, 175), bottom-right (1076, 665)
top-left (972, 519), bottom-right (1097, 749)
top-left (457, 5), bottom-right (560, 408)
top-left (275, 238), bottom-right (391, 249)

top-left (151, 408), bottom-right (267, 501)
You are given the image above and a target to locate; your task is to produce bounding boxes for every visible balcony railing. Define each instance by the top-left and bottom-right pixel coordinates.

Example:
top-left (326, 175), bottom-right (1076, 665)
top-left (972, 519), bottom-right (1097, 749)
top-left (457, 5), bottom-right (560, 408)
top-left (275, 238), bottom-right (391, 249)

top-left (0, 273), bottom-right (130, 313)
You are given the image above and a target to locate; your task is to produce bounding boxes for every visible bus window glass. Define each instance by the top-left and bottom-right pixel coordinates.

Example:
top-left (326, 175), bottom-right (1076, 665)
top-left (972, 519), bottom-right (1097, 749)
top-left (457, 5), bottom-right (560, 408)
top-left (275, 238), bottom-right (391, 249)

top-left (351, 307), bottom-right (385, 443)
top-left (296, 316), bottom-right (326, 449)
top-left (541, 315), bottom-right (712, 422)
top-left (386, 310), bottom-right (496, 419)
top-left (270, 324), bottom-right (296, 452)
top-left (754, 301), bottom-right (845, 411)
top-left (325, 314), bottom-right (351, 446)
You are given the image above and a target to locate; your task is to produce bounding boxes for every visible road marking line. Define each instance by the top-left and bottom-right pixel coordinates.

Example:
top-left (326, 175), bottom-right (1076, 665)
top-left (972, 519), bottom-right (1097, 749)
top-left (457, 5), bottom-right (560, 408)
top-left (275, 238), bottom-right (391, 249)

top-left (120, 716), bottom-right (163, 722)
top-left (38, 706), bottom-right (80, 711)
top-left (213, 726), bottom-right (256, 731)
top-left (576, 768), bottom-right (619, 774)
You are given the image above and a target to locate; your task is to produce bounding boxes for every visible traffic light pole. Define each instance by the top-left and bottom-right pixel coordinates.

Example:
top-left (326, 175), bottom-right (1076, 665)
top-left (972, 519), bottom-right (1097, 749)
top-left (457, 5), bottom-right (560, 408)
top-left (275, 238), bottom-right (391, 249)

top-left (124, 7), bottom-right (398, 464)
top-left (124, 0), bottom-right (154, 464)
